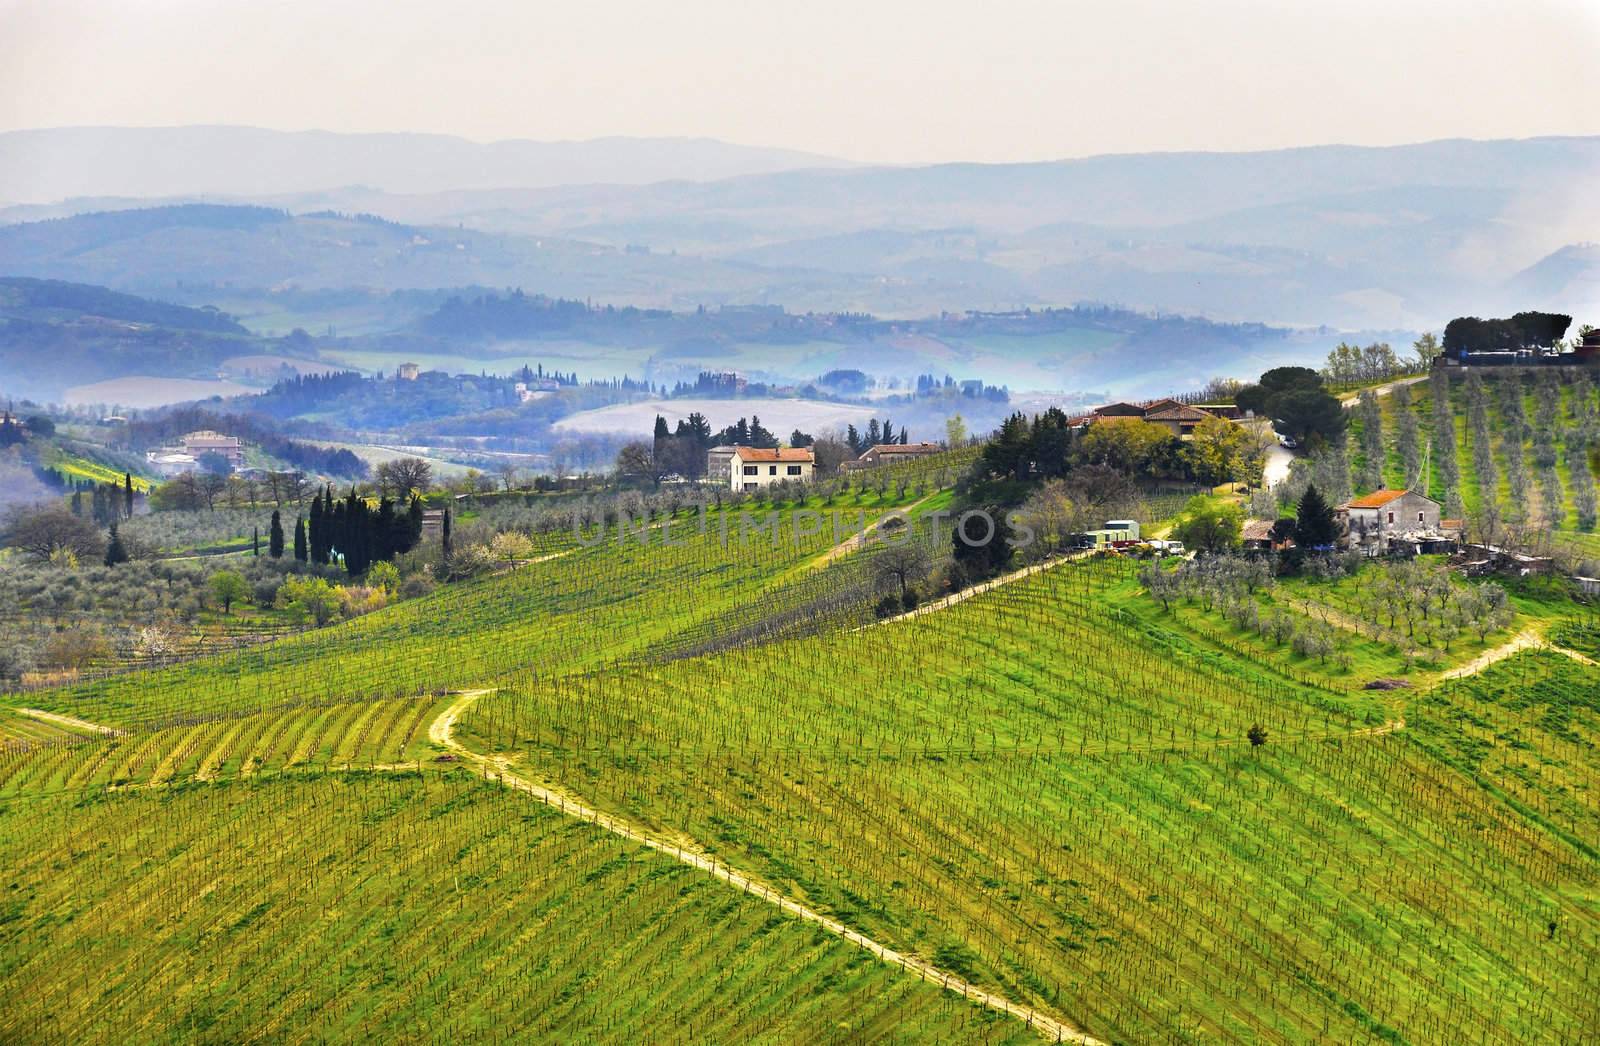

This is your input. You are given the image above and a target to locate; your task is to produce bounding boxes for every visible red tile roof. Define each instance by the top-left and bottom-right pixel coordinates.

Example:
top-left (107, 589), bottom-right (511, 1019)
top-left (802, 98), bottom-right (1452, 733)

top-left (1144, 404), bottom-right (1212, 422)
top-left (731, 447), bottom-right (814, 463)
top-left (1344, 489), bottom-right (1410, 508)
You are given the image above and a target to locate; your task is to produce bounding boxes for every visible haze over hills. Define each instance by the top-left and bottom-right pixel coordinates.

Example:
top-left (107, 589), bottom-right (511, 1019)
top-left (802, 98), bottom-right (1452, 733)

top-left (2, 131), bottom-right (1596, 329)
top-left (0, 125), bottom-right (856, 204)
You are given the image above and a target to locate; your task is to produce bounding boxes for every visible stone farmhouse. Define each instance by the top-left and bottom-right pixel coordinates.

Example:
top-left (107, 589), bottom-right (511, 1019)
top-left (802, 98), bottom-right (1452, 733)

top-left (1337, 489), bottom-right (1461, 553)
top-left (727, 447), bottom-right (814, 491)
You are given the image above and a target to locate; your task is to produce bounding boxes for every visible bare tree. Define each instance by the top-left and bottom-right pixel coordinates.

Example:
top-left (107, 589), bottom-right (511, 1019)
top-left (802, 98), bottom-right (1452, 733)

top-left (873, 543), bottom-right (931, 603)
top-left (376, 457), bottom-right (434, 498)
top-left (3, 505), bottom-right (106, 562)
top-left (615, 441), bottom-right (667, 488)
top-left (196, 472), bottom-right (228, 511)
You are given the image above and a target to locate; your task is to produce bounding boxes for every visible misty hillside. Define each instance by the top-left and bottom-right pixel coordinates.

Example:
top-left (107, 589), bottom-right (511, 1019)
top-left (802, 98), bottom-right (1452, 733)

top-left (2, 136), bottom-right (1596, 329)
top-left (0, 126), bottom-right (854, 204)
top-left (0, 275), bottom-right (247, 333)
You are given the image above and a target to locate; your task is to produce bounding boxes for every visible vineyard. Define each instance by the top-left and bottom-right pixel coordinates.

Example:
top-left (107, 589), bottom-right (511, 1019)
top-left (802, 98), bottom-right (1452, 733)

top-left (2, 445), bottom-right (1598, 1043)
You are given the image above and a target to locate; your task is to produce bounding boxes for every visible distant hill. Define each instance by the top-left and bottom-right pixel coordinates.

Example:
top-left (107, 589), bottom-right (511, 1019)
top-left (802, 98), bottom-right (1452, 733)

top-left (0, 275), bottom-right (247, 333)
top-left (0, 126), bottom-right (855, 204)
top-left (0, 276), bottom-right (265, 401)
top-left (1505, 244), bottom-right (1600, 315)
top-left (4, 137), bottom-right (1594, 328)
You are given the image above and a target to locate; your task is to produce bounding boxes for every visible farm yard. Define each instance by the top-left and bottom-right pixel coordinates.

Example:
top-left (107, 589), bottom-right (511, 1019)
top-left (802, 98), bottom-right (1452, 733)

top-left (2, 442), bottom-right (1598, 1044)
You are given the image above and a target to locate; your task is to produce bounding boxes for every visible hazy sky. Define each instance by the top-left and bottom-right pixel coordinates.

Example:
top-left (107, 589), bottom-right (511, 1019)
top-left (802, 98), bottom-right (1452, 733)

top-left (2, 0), bottom-right (1596, 163)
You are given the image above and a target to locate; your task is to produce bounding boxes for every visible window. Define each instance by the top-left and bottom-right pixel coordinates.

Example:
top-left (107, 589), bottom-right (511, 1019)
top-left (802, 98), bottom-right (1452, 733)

top-left (743, 465), bottom-right (758, 476)
top-left (743, 482), bottom-right (757, 492)
top-left (786, 465), bottom-right (802, 476)
top-left (768, 465), bottom-right (777, 475)
top-left (1418, 511), bottom-right (1425, 522)
top-left (1387, 511), bottom-right (1394, 524)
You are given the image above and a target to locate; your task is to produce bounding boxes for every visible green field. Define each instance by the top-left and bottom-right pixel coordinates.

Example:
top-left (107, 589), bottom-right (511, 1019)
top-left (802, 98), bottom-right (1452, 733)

top-left (3, 445), bottom-right (1598, 1043)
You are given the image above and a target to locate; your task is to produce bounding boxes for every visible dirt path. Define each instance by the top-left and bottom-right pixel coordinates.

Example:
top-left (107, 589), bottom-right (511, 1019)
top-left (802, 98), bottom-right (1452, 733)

top-left (1338, 373), bottom-right (1429, 407)
top-left (804, 493), bottom-right (940, 572)
top-left (15, 707), bottom-right (124, 737)
top-left (1436, 628), bottom-right (1598, 681)
top-left (423, 689), bottom-right (1101, 1044)
top-left (871, 551), bottom-right (1092, 627)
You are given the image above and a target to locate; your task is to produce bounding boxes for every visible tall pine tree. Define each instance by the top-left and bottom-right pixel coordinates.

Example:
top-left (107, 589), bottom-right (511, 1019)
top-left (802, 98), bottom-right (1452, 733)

top-left (293, 515), bottom-right (308, 562)
top-left (268, 509), bottom-right (285, 558)
top-left (1294, 483), bottom-right (1339, 548)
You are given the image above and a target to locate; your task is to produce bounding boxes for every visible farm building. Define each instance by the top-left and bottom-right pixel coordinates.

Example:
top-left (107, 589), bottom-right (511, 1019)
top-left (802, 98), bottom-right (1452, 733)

top-left (728, 446), bottom-right (814, 491)
top-left (397, 362), bottom-right (421, 381)
top-left (850, 442), bottom-right (943, 467)
top-left (1075, 518), bottom-right (1141, 549)
top-left (1338, 489), bottom-right (1454, 551)
top-left (1071, 398), bottom-right (1238, 439)
top-left (1241, 519), bottom-right (1294, 553)
top-left (706, 445), bottom-right (738, 484)
top-left (180, 430), bottom-right (244, 466)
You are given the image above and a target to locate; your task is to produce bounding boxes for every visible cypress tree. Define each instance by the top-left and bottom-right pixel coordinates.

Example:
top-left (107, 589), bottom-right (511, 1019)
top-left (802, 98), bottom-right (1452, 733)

top-left (104, 523), bottom-right (128, 566)
top-left (269, 509), bottom-right (285, 558)
top-left (441, 506), bottom-right (453, 560)
top-left (309, 494), bottom-right (326, 565)
top-left (294, 515), bottom-right (308, 562)
top-left (253, 526), bottom-right (260, 557)
top-left (123, 473), bottom-right (135, 519)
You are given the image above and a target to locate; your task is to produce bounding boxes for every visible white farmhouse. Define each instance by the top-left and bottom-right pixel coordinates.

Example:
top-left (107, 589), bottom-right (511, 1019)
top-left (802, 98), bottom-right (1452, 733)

top-left (728, 447), bottom-right (814, 491)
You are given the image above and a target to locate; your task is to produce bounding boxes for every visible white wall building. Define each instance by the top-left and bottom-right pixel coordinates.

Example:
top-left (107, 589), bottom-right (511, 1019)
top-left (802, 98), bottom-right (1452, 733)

top-left (729, 447), bottom-right (814, 491)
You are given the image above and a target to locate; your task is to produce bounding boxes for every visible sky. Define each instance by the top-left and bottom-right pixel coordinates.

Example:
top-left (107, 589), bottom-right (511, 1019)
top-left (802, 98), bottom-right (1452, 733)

top-left (2, 0), bottom-right (1597, 164)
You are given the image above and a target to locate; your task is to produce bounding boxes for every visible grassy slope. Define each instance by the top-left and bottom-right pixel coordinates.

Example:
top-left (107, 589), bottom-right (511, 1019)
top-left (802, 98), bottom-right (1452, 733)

top-left (4, 446), bottom-right (1597, 1043)
top-left (456, 559), bottom-right (1600, 1043)
top-left (0, 773), bottom-right (1027, 1044)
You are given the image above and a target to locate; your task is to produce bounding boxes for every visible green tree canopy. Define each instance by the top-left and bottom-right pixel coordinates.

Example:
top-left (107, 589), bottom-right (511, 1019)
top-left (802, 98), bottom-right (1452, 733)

top-left (1173, 496), bottom-right (1243, 554)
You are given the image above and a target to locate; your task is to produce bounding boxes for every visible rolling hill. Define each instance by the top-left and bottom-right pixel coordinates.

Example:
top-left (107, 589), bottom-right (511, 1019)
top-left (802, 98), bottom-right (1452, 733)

top-left (5, 136), bottom-right (1596, 328)
top-left (3, 458), bottom-right (1596, 1043)
top-left (0, 125), bottom-right (854, 204)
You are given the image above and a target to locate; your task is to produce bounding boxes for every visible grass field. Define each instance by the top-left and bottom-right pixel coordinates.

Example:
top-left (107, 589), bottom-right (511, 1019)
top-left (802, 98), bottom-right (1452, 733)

top-left (3, 445), bottom-right (1597, 1043)
top-left (38, 449), bottom-right (153, 492)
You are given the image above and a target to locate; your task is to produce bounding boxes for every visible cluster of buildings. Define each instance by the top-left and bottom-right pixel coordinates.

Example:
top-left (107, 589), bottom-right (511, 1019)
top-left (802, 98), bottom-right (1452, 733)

top-left (706, 440), bottom-right (944, 491)
top-left (1071, 398), bottom-right (1245, 438)
top-left (1438, 327), bottom-right (1600, 369)
top-left (144, 430), bottom-right (245, 475)
top-left (1240, 488), bottom-right (1464, 557)
top-left (514, 377), bottom-right (561, 403)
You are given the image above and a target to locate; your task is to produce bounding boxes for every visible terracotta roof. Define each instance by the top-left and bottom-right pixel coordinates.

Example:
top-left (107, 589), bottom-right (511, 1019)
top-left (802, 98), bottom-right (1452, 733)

top-left (863, 443), bottom-right (941, 455)
top-left (1241, 520), bottom-right (1275, 541)
top-left (1344, 489), bottom-right (1411, 509)
top-left (1144, 404), bottom-right (1212, 422)
top-left (1093, 402), bottom-right (1147, 417)
top-left (731, 447), bottom-right (814, 463)
top-left (1141, 398), bottom-right (1187, 414)
top-left (1440, 518), bottom-right (1464, 530)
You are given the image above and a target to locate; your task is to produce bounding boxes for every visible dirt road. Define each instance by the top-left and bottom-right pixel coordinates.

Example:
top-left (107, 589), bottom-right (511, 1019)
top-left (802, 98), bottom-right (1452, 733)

top-left (425, 689), bottom-right (1102, 1045)
top-left (1436, 628), bottom-right (1598, 681)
